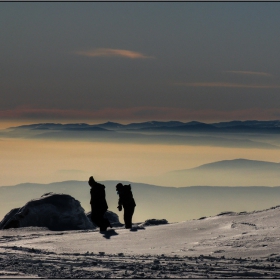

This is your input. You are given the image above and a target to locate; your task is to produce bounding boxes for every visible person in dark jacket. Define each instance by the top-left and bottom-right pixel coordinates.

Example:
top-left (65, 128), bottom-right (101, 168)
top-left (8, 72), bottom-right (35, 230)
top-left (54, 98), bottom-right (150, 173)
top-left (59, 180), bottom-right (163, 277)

top-left (116, 183), bottom-right (136, 229)
top-left (88, 176), bottom-right (111, 232)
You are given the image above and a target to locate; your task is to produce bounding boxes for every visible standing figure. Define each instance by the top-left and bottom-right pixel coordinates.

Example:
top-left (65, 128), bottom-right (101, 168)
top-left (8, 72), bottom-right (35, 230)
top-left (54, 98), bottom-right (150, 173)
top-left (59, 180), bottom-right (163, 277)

top-left (116, 183), bottom-right (136, 229)
top-left (88, 176), bottom-right (111, 232)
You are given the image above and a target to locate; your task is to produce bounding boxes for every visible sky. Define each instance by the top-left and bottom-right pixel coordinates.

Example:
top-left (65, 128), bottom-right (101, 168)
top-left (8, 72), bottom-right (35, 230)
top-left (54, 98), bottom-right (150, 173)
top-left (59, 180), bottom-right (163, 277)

top-left (1, 2), bottom-right (280, 125)
top-left (2, 2), bottom-right (280, 188)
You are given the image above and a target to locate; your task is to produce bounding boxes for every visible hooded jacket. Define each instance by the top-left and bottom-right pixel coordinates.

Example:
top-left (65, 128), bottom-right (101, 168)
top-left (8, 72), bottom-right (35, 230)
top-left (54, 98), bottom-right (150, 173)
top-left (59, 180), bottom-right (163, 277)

top-left (90, 181), bottom-right (108, 212)
top-left (118, 184), bottom-right (136, 208)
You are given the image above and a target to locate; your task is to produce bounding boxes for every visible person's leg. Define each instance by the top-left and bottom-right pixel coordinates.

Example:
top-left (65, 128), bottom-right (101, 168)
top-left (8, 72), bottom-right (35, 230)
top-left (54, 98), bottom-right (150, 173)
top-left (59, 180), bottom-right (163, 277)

top-left (128, 207), bottom-right (135, 228)
top-left (92, 211), bottom-right (107, 232)
top-left (100, 211), bottom-right (111, 231)
top-left (105, 217), bottom-right (112, 228)
top-left (99, 224), bottom-right (106, 231)
top-left (103, 211), bottom-right (112, 228)
top-left (123, 208), bottom-right (129, 228)
top-left (91, 212), bottom-right (100, 227)
top-left (124, 207), bottom-right (134, 228)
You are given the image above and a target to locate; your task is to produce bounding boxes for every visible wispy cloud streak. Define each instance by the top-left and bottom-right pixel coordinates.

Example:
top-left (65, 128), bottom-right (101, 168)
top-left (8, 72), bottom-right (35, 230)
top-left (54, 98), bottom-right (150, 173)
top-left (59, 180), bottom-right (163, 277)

top-left (73, 48), bottom-right (154, 59)
top-left (175, 82), bottom-right (280, 89)
top-left (225, 71), bottom-right (273, 77)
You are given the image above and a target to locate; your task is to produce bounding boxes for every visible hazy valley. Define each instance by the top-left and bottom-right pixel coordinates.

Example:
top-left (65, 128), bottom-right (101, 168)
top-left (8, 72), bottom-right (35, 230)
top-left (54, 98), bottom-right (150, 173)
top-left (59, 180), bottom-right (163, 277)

top-left (2, 180), bottom-right (280, 224)
top-left (2, 121), bottom-right (280, 223)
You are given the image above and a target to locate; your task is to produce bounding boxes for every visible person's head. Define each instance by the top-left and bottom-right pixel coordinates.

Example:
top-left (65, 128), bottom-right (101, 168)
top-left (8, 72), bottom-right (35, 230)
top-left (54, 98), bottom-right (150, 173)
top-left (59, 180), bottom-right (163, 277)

top-left (116, 183), bottom-right (123, 191)
top-left (88, 176), bottom-right (95, 187)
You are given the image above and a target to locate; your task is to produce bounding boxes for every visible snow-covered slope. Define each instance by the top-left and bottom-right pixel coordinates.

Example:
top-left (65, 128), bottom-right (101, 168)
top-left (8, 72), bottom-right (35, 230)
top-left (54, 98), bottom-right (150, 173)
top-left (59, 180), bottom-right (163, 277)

top-left (1, 205), bottom-right (280, 278)
top-left (3, 205), bottom-right (279, 259)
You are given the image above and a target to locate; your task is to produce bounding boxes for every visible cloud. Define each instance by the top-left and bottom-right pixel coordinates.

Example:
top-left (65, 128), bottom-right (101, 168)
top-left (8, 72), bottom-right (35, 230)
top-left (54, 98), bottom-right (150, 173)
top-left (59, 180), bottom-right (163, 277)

top-left (1, 106), bottom-right (280, 123)
top-left (174, 82), bottom-right (280, 89)
top-left (73, 48), bottom-right (154, 59)
top-left (225, 71), bottom-right (273, 77)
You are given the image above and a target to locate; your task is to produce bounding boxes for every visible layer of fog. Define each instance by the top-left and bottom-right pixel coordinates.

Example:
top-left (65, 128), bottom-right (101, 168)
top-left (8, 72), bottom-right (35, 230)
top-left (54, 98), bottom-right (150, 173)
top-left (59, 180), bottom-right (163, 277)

top-left (2, 125), bottom-right (280, 150)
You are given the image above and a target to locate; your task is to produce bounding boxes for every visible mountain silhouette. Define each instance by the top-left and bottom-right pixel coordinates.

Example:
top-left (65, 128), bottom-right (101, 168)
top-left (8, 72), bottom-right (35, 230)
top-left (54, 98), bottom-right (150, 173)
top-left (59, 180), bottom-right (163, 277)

top-left (160, 159), bottom-right (280, 187)
top-left (184, 159), bottom-right (280, 171)
top-left (7, 120), bottom-right (280, 134)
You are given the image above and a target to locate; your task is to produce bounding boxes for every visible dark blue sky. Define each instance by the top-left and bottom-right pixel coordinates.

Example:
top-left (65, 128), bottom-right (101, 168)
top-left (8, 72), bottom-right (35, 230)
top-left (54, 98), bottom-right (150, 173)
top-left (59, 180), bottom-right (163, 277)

top-left (1, 2), bottom-right (280, 123)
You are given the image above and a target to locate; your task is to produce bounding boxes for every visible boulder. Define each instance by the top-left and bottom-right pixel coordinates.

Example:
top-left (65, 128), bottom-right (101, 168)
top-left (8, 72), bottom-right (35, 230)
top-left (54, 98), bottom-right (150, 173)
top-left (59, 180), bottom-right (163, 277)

top-left (86, 210), bottom-right (123, 227)
top-left (139, 219), bottom-right (168, 227)
top-left (0, 193), bottom-right (95, 231)
top-left (0, 208), bottom-right (21, 229)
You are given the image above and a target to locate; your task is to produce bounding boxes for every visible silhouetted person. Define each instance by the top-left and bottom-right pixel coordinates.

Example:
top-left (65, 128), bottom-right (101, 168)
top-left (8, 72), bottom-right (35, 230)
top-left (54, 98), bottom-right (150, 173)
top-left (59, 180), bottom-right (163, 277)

top-left (116, 183), bottom-right (136, 229)
top-left (88, 176), bottom-right (111, 232)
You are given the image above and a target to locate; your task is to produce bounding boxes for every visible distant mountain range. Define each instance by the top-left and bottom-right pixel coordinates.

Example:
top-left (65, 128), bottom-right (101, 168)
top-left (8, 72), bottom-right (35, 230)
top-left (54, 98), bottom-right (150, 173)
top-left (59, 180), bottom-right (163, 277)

top-left (156, 159), bottom-right (280, 187)
top-left (2, 180), bottom-right (280, 224)
top-left (6, 120), bottom-right (280, 133)
top-left (1, 120), bottom-right (280, 150)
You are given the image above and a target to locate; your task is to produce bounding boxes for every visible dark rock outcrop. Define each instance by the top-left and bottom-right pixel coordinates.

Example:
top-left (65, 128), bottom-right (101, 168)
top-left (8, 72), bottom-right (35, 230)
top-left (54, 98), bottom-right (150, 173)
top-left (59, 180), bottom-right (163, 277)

top-left (0, 208), bottom-right (21, 229)
top-left (139, 219), bottom-right (168, 227)
top-left (0, 193), bottom-right (95, 231)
